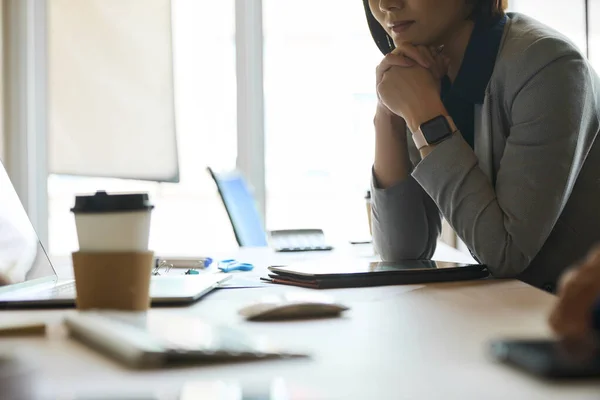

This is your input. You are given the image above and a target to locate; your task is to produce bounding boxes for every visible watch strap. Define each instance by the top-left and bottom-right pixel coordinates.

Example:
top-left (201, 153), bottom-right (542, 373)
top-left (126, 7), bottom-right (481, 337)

top-left (413, 116), bottom-right (457, 150)
top-left (412, 129), bottom-right (428, 150)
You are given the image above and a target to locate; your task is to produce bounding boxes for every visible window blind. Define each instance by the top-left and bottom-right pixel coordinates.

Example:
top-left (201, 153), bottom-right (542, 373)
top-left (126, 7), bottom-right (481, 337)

top-left (48, 0), bottom-right (179, 182)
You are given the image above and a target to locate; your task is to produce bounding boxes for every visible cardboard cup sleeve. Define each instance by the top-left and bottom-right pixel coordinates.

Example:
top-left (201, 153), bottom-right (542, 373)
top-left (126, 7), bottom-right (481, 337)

top-left (72, 251), bottom-right (154, 311)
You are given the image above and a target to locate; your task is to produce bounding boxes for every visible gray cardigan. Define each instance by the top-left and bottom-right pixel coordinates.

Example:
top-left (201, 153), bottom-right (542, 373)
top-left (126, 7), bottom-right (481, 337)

top-left (371, 13), bottom-right (600, 292)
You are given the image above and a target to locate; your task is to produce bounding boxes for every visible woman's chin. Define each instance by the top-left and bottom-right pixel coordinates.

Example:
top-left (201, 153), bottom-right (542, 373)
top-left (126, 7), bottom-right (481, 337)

top-left (392, 35), bottom-right (435, 48)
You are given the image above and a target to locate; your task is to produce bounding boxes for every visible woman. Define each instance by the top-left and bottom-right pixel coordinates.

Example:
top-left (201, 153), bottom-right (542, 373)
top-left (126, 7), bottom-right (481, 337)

top-left (364, 0), bottom-right (600, 292)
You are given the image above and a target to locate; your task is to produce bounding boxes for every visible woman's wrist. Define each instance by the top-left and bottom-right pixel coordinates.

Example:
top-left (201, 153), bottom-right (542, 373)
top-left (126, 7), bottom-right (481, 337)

top-left (373, 104), bottom-right (411, 188)
top-left (375, 104), bottom-right (405, 131)
top-left (405, 98), bottom-right (447, 133)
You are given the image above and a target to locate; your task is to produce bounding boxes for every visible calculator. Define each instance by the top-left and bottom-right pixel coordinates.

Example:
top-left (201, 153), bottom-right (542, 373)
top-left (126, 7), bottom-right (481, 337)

top-left (268, 229), bottom-right (333, 252)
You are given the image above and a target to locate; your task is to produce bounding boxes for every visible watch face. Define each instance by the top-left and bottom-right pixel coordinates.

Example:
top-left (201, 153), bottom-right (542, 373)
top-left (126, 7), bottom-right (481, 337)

top-left (421, 116), bottom-right (452, 145)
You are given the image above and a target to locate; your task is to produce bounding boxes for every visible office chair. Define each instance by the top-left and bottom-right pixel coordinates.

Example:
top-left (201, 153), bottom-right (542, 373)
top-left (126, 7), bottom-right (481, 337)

top-left (206, 167), bottom-right (333, 251)
top-left (206, 167), bottom-right (269, 247)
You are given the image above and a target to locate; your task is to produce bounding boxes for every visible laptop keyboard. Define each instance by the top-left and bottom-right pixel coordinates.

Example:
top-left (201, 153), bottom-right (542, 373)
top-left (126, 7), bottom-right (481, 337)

top-left (27, 281), bottom-right (77, 299)
top-left (0, 281), bottom-right (77, 301)
top-left (46, 281), bottom-right (76, 297)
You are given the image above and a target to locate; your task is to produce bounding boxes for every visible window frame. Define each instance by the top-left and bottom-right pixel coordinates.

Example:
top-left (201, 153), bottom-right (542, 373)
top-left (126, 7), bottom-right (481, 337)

top-left (235, 0), bottom-right (266, 225)
top-left (3, 0), bottom-right (49, 248)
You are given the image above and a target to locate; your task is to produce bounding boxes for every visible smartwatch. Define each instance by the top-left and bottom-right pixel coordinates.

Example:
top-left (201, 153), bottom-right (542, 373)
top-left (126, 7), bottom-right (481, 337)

top-left (412, 115), bottom-right (457, 150)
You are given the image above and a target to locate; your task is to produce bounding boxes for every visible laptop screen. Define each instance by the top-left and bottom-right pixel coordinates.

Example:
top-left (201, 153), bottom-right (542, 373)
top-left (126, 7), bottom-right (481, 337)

top-left (0, 161), bottom-right (55, 285)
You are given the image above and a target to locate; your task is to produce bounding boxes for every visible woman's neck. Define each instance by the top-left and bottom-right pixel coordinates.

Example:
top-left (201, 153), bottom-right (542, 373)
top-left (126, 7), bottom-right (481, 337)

top-left (439, 20), bottom-right (475, 82)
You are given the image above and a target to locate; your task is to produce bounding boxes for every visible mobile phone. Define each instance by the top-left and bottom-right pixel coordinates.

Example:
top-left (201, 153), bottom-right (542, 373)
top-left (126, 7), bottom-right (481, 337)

top-left (489, 338), bottom-right (600, 379)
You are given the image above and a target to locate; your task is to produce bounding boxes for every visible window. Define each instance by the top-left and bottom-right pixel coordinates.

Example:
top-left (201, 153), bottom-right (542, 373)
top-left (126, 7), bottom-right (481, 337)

top-left (263, 1), bottom-right (381, 242)
top-left (588, 0), bottom-right (600, 68)
top-left (47, 0), bottom-right (238, 256)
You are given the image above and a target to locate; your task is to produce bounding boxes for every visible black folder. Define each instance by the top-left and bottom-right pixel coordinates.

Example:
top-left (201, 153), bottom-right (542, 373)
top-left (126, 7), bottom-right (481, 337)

top-left (263, 259), bottom-right (489, 289)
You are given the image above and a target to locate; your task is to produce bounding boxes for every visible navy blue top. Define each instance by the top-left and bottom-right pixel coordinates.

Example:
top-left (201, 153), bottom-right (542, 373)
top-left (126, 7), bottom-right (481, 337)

top-left (441, 15), bottom-right (507, 149)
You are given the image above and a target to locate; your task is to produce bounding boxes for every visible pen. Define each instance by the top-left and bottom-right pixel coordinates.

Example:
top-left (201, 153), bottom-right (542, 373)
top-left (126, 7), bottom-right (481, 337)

top-left (155, 257), bottom-right (213, 269)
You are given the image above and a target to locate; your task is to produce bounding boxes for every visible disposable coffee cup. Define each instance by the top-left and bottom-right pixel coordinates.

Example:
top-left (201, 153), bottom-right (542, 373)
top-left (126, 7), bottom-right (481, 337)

top-left (71, 191), bottom-right (154, 252)
top-left (365, 190), bottom-right (372, 237)
top-left (70, 191), bottom-right (155, 311)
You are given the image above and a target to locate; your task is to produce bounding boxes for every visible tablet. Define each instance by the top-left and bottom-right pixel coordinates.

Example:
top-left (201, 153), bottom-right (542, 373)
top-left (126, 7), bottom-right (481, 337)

top-left (268, 259), bottom-right (486, 278)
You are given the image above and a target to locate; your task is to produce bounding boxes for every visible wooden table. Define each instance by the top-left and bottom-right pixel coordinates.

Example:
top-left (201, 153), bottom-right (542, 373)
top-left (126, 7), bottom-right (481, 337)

top-left (1, 242), bottom-right (598, 399)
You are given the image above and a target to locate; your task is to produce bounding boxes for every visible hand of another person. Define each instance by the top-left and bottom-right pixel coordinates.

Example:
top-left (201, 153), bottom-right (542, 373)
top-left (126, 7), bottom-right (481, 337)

top-left (376, 43), bottom-right (449, 132)
top-left (549, 246), bottom-right (600, 338)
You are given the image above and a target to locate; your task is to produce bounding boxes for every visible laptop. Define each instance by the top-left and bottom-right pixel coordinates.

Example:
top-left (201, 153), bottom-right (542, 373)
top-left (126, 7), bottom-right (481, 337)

top-left (0, 161), bottom-right (230, 309)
